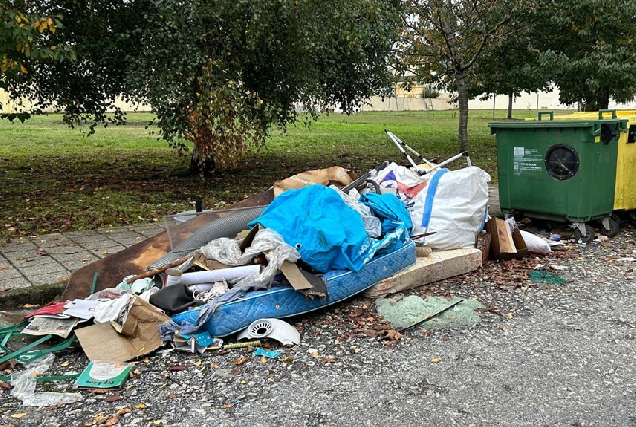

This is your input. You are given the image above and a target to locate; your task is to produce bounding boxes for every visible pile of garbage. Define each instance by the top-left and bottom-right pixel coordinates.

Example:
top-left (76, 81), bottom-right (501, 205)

top-left (2, 131), bottom-right (501, 405)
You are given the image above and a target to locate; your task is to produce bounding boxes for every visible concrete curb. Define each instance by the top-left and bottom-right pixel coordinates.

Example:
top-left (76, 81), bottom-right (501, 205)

top-left (0, 281), bottom-right (66, 309)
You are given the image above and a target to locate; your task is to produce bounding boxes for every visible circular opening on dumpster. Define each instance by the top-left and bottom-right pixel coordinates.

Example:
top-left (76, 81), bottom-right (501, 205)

top-left (545, 144), bottom-right (579, 181)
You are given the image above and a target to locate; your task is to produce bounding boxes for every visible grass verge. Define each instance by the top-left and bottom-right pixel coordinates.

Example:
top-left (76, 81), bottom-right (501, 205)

top-left (0, 109), bottom-right (559, 239)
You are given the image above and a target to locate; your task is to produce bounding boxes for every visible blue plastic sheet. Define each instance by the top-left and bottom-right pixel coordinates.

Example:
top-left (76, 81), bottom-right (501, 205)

top-left (248, 185), bottom-right (374, 273)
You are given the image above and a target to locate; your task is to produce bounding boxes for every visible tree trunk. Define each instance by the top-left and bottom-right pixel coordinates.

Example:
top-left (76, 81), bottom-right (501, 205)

top-left (507, 93), bottom-right (514, 119)
top-left (456, 73), bottom-right (469, 153)
top-left (599, 86), bottom-right (610, 110)
top-left (190, 145), bottom-right (215, 175)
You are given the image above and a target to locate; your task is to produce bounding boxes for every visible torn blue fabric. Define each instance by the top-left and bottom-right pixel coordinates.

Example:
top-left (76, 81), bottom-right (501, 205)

top-left (359, 192), bottom-right (413, 235)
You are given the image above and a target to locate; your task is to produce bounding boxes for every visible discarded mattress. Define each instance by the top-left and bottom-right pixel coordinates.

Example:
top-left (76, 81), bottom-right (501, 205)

top-left (170, 240), bottom-right (416, 337)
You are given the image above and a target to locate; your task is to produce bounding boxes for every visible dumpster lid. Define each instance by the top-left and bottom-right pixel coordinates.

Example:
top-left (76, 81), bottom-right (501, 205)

top-left (488, 118), bottom-right (627, 134)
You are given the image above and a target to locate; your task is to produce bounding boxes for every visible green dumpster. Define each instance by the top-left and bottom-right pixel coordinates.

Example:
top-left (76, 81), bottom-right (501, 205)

top-left (489, 111), bottom-right (627, 242)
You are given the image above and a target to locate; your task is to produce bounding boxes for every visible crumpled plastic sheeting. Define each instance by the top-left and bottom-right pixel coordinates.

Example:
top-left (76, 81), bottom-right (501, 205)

top-left (200, 228), bottom-right (300, 290)
top-left (330, 185), bottom-right (382, 238)
top-left (11, 354), bottom-right (82, 407)
top-left (160, 228), bottom-right (300, 341)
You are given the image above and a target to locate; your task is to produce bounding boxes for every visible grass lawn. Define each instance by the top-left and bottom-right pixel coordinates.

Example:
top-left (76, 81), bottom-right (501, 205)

top-left (0, 109), bottom-right (562, 238)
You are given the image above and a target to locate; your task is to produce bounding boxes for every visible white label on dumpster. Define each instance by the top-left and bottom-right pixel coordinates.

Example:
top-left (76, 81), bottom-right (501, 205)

top-left (512, 147), bottom-right (543, 174)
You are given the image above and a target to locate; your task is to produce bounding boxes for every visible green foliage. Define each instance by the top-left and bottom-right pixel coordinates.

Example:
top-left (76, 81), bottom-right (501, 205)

top-left (467, 0), bottom-right (636, 111)
top-left (127, 0), bottom-right (403, 169)
top-left (3, 0), bottom-right (402, 171)
top-left (0, 2), bottom-right (75, 117)
top-left (395, 0), bottom-right (524, 151)
top-left (528, 0), bottom-right (636, 110)
top-left (421, 86), bottom-right (440, 99)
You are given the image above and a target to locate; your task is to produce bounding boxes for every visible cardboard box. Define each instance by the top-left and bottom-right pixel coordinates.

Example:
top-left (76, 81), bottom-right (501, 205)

top-left (475, 231), bottom-right (491, 264)
top-left (485, 218), bottom-right (527, 260)
top-left (75, 297), bottom-right (170, 362)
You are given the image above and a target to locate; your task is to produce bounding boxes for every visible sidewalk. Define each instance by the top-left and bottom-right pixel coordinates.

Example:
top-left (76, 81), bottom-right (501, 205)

top-left (0, 184), bottom-right (500, 308)
top-left (0, 223), bottom-right (166, 308)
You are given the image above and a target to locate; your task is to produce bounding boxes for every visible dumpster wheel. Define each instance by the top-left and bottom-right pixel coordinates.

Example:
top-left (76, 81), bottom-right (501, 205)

top-left (600, 217), bottom-right (620, 238)
top-left (573, 224), bottom-right (595, 243)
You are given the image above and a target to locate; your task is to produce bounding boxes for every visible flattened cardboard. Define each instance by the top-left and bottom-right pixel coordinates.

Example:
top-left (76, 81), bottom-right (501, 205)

top-left (280, 261), bottom-right (313, 290)
top-left (485, 218), bottom-right (527, 260)
top-left (280, 261), bottom-right (328, 299)
top-left (273, 166), bottom-right (355, 197)
top-left (239, 223), bottom-right (263, 251)
top-left (75, 298), bottom-right (170, 362)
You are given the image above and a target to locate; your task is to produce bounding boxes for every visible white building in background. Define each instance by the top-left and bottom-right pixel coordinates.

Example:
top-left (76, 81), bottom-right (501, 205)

top-left (360, 89), bottom-right (636, 112)
top-left (4, 87), bottom-right (636, 115)
top-left (0, 90), bottom-right (152, 114)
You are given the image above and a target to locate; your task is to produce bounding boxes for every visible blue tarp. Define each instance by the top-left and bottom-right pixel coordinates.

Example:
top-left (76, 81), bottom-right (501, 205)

top-left (248, 185), bottom-right (411, 273)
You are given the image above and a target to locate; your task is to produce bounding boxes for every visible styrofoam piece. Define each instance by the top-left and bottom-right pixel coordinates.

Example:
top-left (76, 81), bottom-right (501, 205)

top-left (237, 318), bottom-right (300, 346)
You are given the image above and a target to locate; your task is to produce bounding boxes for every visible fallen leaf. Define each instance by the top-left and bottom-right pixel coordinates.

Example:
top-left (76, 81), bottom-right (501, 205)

top-left (384, 329), bottom-right (403, 341)
top-left (91, 389), bottom-right (108, 395)
top-left (321, 357), bottom-right (337, 364)
top-left (234, 357), bottom-right (249, 366)
top-left (193, 360), bottom-right (202, 367)
top-left (60, 361), bottom-right (70, 367)
top-left (430, 358), bottom-right (442, 363)
top-left (0, 380), bottom-right (11, 390)
top-left (507, 313), bottom-right (513, 319)
top-left (10, 414), bottom-right (27, 419)
top-left (222, 403), bottom-right (235, 409)
top-left (134, 403), bottom-right (146, 409)
top-left (210, 362), bottom-right (220, 368)
top-left (104, 395), bottom-right (122, 403)
top-left (103, 407), bottom-right (131, 427)
top-left (168, 365), bottom-right (187, 372)
top-left (260, 356), bottom-right (267, 364)
top-left (573, 325), bottom-right (581, 330)
top-left (151, 421), bottom-right (162, 425)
